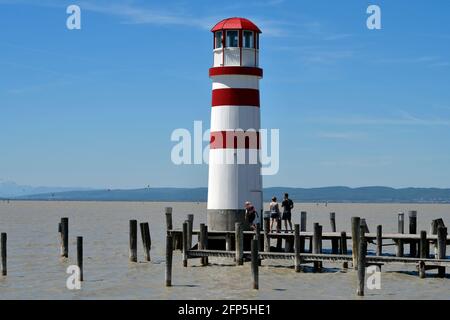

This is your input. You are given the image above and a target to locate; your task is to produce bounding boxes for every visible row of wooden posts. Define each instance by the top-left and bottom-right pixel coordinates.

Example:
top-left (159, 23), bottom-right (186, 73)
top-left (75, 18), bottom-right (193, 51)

top-left (58, 217), bottom-right (83, 281)
top-left (55, 218), bottom-right (153, 282)
top-left (163, 207), bottom-right (448, 296)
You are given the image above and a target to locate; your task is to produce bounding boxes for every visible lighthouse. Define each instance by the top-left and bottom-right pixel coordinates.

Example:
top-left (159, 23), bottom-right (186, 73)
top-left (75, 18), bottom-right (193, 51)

top-left (207, 17), bottom-right (263, 231)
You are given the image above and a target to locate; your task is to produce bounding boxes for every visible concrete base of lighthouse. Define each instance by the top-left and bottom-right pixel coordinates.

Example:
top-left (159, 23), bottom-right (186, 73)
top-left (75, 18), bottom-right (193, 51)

top-left (207, 209), bottom-right (250, 231)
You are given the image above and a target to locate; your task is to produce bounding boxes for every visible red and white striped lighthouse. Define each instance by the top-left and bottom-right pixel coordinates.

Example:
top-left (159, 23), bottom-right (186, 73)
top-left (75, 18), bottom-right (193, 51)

top-left (207, 17), bottom-right (263, 231)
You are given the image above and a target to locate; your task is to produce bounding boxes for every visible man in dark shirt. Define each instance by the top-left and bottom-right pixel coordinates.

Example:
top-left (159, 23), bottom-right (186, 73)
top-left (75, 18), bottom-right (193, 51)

top-left (281, 193), bottom-right (294, 232)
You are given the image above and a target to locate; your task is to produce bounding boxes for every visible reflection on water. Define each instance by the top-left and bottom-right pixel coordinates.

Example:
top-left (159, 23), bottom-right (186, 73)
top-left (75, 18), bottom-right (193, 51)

top-left (0, 201), bottom-right (448, 300)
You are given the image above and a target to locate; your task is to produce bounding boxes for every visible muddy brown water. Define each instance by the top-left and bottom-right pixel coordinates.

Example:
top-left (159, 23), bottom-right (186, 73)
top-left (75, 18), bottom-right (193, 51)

top-left (0, 201), bottom-right (448, 299)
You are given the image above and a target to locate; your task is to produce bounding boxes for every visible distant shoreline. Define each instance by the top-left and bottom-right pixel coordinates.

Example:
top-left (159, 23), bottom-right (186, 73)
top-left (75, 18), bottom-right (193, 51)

top-left (3, 199), bottom-right (450, 205)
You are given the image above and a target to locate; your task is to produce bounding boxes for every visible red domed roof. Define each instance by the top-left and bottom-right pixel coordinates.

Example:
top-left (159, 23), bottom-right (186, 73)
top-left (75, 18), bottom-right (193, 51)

top-left (211, 17), bottom-right (261, 33)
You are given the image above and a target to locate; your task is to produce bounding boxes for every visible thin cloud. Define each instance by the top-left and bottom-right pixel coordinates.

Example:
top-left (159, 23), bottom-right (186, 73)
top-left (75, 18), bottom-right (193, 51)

top-left (319, 157), bottom-right (393, 168)
top-left (304, 114), bottom-right (450, 127)
top-left (0, 0), bottom-right (292, 37)
top-left (317, 132), bottom-right (366, 140)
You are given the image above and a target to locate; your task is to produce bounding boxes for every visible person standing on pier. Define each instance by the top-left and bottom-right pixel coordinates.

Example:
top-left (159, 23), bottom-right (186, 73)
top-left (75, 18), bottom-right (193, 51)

top-left (269, 197), bottom-right (281, 232)
top-left (245, 201), bottom-right (257, 231)
top-left (281, 193), bottom-right (294, 232)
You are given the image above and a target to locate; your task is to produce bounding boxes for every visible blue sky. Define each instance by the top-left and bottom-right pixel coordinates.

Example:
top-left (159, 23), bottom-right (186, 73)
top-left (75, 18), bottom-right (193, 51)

top-left (1, 0), bottom-right (449, 189)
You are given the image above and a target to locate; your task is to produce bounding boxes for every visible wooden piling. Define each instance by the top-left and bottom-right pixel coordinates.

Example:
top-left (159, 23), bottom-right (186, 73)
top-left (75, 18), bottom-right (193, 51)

top-left (419, 230), bottom-right (427, 279)
top-left (129, 220), bottom-right (137, 262)
top-left (203, 225), bottom-right (209, 265)
top-left (199, 223), bottom-right (208, 266)
top-left (294, 224), bottom-right (301, 272)
top-left (430, 219), bottom-right (444, 258)
top-left (251, 239), bottom-right (259, 290)
top-left (264, 218), bottom-right (270, 252)
top-left (165, 234), bottom-right (173, 286)
top-left (140, 222), bottom-right (151, 261)
top-left (300, 212), bottom-right (307, 231)
top-left (235, 222), bottom-right (243, 266)
top-left (419, 230), bottom-right (428, 258)
top-left (61, 217), bottom-right (69, 258)
top-left (255, 224), bottom-right (262, 265)
top-left (313, 223), bottom-right (322, 271)
top-left (225, 234), bottom-right (232, 252)
top-left (77, 236), bottom-right (83, 281)
top-left (1, 233), bottom-right (6, 276)
top-left (58, 222), bottom-right (62, 255)
top-left (357, 225), bottom-right (367, 296)
top-left (187, 214), bottom-right (194, 250)
top-left (396, 213), bottom-right (404, 257)
top-left (376, 225), bottom-right (382, 256)
top-left (330, 212), bottom-right (339, 254)
top-left (398, 212), bottom-right (405, 233)
top-left (437, 226), bottom-right (447, 259)
top-left (351, 217), bottom-right (361, 269)
top-left (165, 207), bottom-right (173, 231)
top-left (340, 231), bottom-right (348, 269)
top-left (361, 218), bottom-right (370, 233)
top-left (182, 222), bottom-right (188, 267)
top-left (300, 211), bottom-right (307, 253)
top-left (409, 211), bottom-right (418, 257)
top-left (437, 227), bottom-right (447, 277)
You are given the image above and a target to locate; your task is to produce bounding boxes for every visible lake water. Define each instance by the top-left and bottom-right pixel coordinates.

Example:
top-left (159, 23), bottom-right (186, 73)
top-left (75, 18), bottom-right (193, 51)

top-left (0, 201), bottom-right (448, 299)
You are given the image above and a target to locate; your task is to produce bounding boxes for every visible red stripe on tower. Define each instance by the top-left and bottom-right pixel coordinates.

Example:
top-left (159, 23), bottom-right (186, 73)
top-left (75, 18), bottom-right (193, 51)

top-left (210, 130), bottom-right (260, 149)
top-left (209, 67), bottom-right (263, 77)
top-left (212, 88), bottom-right (260, 107)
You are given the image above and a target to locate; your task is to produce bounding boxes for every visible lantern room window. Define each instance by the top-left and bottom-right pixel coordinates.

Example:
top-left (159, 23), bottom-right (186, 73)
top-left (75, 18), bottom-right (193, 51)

top-left (243, 31), bottom-right (254, 48)
top-left (226, 30), bottom-right (239, 47)
top-left (214, 31), bottom-right (223, 49)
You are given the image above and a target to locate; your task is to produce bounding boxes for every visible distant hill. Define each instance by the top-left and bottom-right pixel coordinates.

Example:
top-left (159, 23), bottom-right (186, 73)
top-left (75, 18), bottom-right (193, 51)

top-left (11, 186), bottom-right (450, 203)
top-left (0, 180), bottom-right (92, 198)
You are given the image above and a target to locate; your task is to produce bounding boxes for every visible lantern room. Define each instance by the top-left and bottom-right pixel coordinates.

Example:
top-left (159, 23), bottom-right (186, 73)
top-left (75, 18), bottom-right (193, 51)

top-left (211, 17), bottom-right (261, 68)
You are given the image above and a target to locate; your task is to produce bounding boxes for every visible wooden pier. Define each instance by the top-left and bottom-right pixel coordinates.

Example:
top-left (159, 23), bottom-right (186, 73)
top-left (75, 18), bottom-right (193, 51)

top-left (165, 208), bottom-right (449, 296)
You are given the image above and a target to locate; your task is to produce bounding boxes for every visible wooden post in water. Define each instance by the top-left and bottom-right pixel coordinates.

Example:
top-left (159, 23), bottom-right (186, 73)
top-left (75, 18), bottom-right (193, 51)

top-left (199, 224), bottom-right (208, 266)
top-left (77, 236), bottom-right (83, 281)
top-left (351, 217), bottom-right (361, 269)
top-left (409, 211), bottom-right (418, 257)
top-left (396, 213), bottom-right (405, 257)
top-left (376, 225), bottom-right (382, 256)
top-left (187, 214), bottom-right (194, 250)
top-left (165, 207), bottom-right (177, 250)
top-left (437, 227), bottom-right (447, 278)
top-left (225, 234), bottom-right (232, 252)
top-left (1, 233), bottom-right (6, 276)
top-left (129, 220), bottom-right (138, 263)
top-left (340, 231), bottom-right (348, 269)
top-left (204, 225), bottom-right (209, 265)
top-left (294, 224), bottom-right (301, 272)
top-left (419, 230), bottom-right (427, 279)
top-left (140, 222), bottom-right (151, 261)
top-left (165, 207), bottom-right (173, 231)
top-left (264, 218), bottom-right (270, 252)
top-left (235, 222), bottom-right (243, 266)
top-left (357, 225), bottom-right (367, 297)
top-left (61, 217), bottom-right (69, 258)
top-left (251, 239), bottom-right (259, 290)
top-left (300, 211), bottom-right (307, 253)
top-left (182, 222), bottom-right (188, 267)
top-left (255, 224), bottom-right (262, 265)
top-left (330, 212), bottom-right (339, 254)
top-left (313, 223), bottom-right (322, 272)
top-left (430, 219), bottom-right (444, 258)
top-left (58, 222), bottom-right (63, 256)
top-left (165, 234), bottom-right (173, 286)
